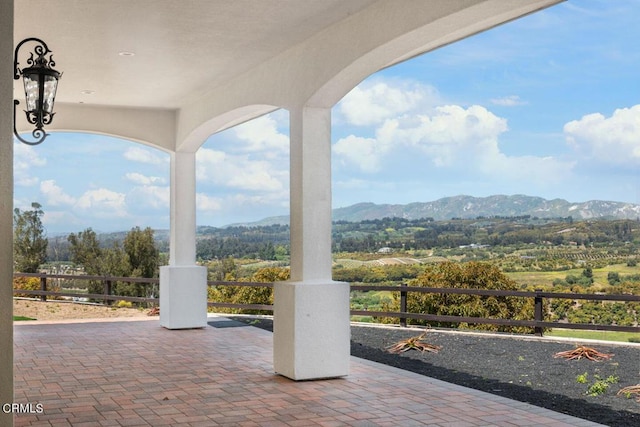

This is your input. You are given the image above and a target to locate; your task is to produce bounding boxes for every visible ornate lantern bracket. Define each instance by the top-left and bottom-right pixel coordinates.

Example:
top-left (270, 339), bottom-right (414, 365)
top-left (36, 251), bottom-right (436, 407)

top-left (13, 37), bottom-right (62, 146)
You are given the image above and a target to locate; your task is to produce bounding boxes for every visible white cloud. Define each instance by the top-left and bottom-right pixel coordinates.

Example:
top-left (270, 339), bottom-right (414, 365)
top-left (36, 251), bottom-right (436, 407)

top-left (123, 146), bottom-right (168, 165)
top-left (14, 142), bottom-right (46, 187)
top-left (564, 105), bottom-right (640, 166)
top-left (75, 188), bottom-right (128, 218)
top-left (125, 172), bottom-right (166, 185)
top-left (334, 104), bottom-right (509, 171)
top-left (190, 113), bottom-right (291, 224)
top-left (338, 80), bottom-right (440, 126)
top-left (334, 79), bottom-right (574, 187)
top-left (126, 185), bottom-right (169, 210)
top-left (386, 105), bottom-right (509, 167)
top-left (490, 95), bottom-right (527, 107)
top-left (233, 115), bottom-right (289, 155)
top-left (196, 148), bottom-right (287, 192)
top-left (196, 193), bottom-right (223, 212)
top-left (333, 135), bottom-right (388, 173)
top-left (40, 180), bottom-right (76, 206)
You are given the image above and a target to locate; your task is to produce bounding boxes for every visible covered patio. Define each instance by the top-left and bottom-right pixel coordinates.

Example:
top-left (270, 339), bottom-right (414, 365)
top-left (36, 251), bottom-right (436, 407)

top-left (3, 1), bottom-right (564, 425)
top-left (13, 317), bottom-right (604, 426)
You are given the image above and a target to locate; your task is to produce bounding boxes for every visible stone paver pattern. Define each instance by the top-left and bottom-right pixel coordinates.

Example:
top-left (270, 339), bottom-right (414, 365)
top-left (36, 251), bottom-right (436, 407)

top-left (13, 317), bottom-right (606, 426)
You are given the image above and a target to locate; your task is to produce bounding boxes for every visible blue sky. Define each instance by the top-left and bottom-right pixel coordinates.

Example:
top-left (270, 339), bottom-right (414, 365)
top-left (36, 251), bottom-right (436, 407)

top-left (14, 0), bottom-right (640, 233)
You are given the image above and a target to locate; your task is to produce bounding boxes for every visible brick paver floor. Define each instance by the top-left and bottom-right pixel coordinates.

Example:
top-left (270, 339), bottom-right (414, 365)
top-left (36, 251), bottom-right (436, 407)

top-left (13, 317), bottom-right (605, 426)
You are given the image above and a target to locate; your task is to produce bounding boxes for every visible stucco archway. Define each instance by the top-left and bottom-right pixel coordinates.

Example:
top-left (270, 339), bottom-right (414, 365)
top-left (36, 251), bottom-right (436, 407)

top-left (4, 3), bottom-right (566, 423)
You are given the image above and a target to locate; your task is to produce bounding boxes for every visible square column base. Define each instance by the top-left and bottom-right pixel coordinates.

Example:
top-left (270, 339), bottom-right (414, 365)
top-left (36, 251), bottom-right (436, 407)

top-left (160, 265), bottom-right (208, 329)
top-left (273, 281), bottom-right (350, 380)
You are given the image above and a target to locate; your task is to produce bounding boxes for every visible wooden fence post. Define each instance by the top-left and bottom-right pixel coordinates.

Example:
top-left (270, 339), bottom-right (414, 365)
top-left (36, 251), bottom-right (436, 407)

top-left (400, 285), bottom-right (407, 327)
top-left (104, 280), bottom-right (112, 305)
top-left (534, 289), bottom-right (543, 337)
top-left (40, 276), bottom-right (47, 302)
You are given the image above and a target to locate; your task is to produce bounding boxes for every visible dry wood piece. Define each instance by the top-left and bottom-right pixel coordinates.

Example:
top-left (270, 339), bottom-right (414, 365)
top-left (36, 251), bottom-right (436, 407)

top-left (553, 345), bottom-right (613, 361)
top-left (147, 307), bottom-right (160, 316)
top-left (617, 385), bottom-right (640, 402)
top-left (387, 332), bottom-right (442, 354)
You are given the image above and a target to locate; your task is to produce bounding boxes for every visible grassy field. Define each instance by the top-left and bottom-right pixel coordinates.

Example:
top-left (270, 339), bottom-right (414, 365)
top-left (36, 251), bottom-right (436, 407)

top-left (506, 269), bottom-right (577, 288)
top-left (506, 262), bottom-right (640, 289)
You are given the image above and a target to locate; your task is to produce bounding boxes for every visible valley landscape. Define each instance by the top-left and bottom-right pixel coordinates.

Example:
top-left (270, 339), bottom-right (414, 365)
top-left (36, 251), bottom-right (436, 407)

top-left (14, 194), bottom-right (640, 426)
top-left (24, 195), bottom-right (640, 342)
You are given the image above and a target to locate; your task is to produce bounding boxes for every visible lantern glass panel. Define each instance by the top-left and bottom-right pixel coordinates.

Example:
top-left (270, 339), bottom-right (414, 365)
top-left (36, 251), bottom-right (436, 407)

top-left (43, 75), bottom-right (58, 114)
top-left (23, 74), bottom-right (39, 112)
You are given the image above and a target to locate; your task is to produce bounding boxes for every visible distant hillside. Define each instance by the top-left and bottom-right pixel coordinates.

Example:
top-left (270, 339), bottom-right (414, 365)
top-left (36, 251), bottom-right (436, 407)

top-left (232, 195), bottom-right (640, 226)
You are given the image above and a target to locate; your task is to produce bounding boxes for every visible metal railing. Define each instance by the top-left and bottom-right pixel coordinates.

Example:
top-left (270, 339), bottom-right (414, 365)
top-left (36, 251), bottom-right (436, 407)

top-left (13, 272), bottom-right (640, 336)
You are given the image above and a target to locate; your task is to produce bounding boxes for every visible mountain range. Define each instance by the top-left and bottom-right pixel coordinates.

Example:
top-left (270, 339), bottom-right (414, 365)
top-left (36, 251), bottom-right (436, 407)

top-left (234, 195), bottom-right (640, 227)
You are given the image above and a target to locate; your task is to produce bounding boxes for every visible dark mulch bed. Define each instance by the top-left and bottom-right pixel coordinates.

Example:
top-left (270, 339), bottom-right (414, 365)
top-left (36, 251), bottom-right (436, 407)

top-left (227, 317), bottom-right (640, 427)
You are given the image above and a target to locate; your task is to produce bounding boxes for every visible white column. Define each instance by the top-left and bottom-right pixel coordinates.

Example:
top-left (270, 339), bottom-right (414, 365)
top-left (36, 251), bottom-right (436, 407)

top-left (160, 150), bottom-right (207, 329)
top-left (273, 106), bottom-right (350, 380)
top-left (288, 107), bottom-right (333, 282)
top-left (169, 151), bottom-right (197, 265)
top-left (1, 2), bottom-right (14, 425)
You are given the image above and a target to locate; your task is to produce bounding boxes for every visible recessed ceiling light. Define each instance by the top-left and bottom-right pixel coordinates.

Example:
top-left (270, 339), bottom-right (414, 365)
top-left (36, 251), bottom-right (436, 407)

top-left (118, 51), bottom-right (135, 57)
top-left (80, 90), bottom-right (95, 95)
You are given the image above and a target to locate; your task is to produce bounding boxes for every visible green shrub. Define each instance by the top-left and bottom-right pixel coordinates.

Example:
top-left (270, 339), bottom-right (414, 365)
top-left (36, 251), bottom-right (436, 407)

top-left (13, 277), bottom-right (41, 297)
top-left (208, 267), bottom-right (289, 315)
top-left (13, 276), bottom-right (61, 299)
top-left (386, 261), bottom-right (538, 333)
top-left (115, 300), bottom-right (133, 308)
top-left (576, 372), bottom-right (588, 384)
top-left (586, 375), bottom-right (618, 396)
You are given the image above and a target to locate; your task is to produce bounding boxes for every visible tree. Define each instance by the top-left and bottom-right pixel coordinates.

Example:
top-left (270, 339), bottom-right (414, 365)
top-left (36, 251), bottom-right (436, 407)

top-left (68, 226), bottom-right (160, 300)
top-left (392, 261), bottom-right (536, 333)
top-left (123, 226), bottom-right (159, 278)
top-left (209, 257), bottom-right (239, 281)
top-left (607, 271), bottom-right (621, 285)
top-left (259, 242), bottom-right (276, 260)
top-left (67, 228), bottom-right (103, 275)
top-left (120, 227), bottom-right (159, 298)
top-left (68, 228), bottom-right (107, 296)
top-left (13, 202), bottom-right (48, 273)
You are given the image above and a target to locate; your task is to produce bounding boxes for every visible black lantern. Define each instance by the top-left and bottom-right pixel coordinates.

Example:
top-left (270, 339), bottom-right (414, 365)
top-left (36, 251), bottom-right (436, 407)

top-left (13, 37), bottom-right (62, 146)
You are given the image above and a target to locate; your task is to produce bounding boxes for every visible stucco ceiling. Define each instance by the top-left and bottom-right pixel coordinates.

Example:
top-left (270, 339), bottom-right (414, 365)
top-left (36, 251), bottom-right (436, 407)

top-left (13, 0), bottom-right (563, 149)
top-left (14, 0), bottom-right (378, 109)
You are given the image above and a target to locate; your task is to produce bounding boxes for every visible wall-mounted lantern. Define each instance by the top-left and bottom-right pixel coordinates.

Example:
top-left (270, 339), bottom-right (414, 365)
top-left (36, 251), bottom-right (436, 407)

top-left (13, 37), bottom-right (61, 146)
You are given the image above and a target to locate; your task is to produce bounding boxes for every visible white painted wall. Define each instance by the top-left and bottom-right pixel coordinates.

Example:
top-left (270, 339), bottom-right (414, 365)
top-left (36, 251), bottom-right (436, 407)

top-left (1, 2), bottom-right (15, 425)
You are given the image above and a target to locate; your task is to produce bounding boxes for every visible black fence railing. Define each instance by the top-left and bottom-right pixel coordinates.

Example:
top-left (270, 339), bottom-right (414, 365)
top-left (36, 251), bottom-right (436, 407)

top-left (351, 284), bottom-right (640, 335)
top-left (14, 272), bottom-right (159, 305)
top-left (13, 273), bottom-right (640, 336)
top-left (207, 280), bottom-right (275, 312)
